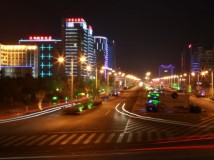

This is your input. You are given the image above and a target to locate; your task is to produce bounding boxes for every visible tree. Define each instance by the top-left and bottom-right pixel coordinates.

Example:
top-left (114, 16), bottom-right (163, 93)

top-left (36, 90), bottom-right (46, 110)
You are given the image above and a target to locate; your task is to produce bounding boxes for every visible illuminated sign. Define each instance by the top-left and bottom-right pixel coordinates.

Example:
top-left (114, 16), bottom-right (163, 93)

top-left (66, 18), bottom-right (85, 22)
top-left (29, 36), bottom-right (52, 40)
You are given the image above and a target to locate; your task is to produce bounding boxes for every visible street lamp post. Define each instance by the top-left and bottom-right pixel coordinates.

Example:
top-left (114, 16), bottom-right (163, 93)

top-left (107, 72), bottom-right (112, 93)
top-left (211, 70), bottom-right (213, 97)
top-left (95, 67), bottom-right (98, 90)
top-left (58, 56), bottom-right (86, 103)
top-left (70, 58), bottom-right (74, 102)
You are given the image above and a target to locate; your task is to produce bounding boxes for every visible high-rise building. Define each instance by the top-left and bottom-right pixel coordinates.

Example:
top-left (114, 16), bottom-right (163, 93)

top-left (19, 36), bottom-right (62, 78)
top-left (61, 18), bottom-right (94, 77)
top-left (94, 36), bottom-right (108, 69)
top-left (190, 46), bottom-right (203, 73)
top-left (0, 44), bottom-right (38, 77)
top-left (181, 44), bottom-right (205, 74)
top-left (181, 48), bottom-right (190, 73)
top-left (108, 40), bottom-right (116, 70)
top-left (200, 49), bottom-right (214, 70)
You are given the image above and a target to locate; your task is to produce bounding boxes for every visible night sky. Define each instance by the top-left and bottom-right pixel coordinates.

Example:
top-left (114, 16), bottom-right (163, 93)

top-left (1, 0), bottom-right (214, 77)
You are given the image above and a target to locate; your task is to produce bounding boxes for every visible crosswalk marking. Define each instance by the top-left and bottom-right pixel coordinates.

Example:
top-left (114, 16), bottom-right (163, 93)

top-left (72, 133), bottom-right (87, 144)
top-left (0, 136), bottom-right (16, 145)
top-left (14, 135), bottom-right (37, 146)
top-left (49, 134), bottom-right (67, 145)
top-left (60, 134), bottom-right (77, 145)
top-left (38, 134), bottom-right (57, 146)
top-left (94, 133), bottom-right (105, 144)
top-left (83, 133), bottom-right (96, 144)
top-left (199, 117), bottom-right (214, 125)
top-left (116, 133), bottom-right (124, 143)
top-left (0, 132), bottom-right (173, 147)
top-left (105, 133), bottom-right (115, 143)
top-left (3, 129), bottom-right (212, 147)
top-left (127, 132), bottom-right (133, 142)
top-left (26, 135), bottom-right (48, 146)
top-left (2, 136), bottom-right (26, 147)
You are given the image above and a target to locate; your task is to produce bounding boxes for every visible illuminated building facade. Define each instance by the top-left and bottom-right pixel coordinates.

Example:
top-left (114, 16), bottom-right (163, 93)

top-left (108, 40), bottom-right (116, 69)
top-left (190, 45), bottom-right (202, 73)
top-left (0, 44), bottom-right (38, 77)
top-left (19, 36), bottom-right (62, 78)
top-left (200, 49), bottom-right (214, 70)
top-left (159, 64), bottom-right (175, 78)
top-left (61, 18), bottom-right (94, 77)
top-left (94, 36), bottom-right (109, 69)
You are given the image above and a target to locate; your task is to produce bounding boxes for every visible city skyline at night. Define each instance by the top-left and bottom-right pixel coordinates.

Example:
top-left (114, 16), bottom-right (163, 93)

top-left (1, 0), bottom-right (214, 77)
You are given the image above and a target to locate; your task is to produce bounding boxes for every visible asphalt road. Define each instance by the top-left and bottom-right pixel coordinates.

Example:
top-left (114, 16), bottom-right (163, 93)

top-left (1, 87), bottom-right (214, 159)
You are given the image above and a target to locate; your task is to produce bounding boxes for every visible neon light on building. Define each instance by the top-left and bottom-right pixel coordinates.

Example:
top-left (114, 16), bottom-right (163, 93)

top-left (29, 36), bottom-right (52, 40)
top-left (94, 36), bottom-right (109, 78)
top-left (19, 36), bottom-right (62, 78)
top-left (62, 17), bottom-right (94, 77)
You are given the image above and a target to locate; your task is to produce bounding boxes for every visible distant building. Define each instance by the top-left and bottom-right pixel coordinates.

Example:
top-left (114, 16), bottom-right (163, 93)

top-left (190, 45), bottom-right (203, 73)
top-left (0, 44), bottom-right (38, 77)
top-left (108, 40), bottom-right (116, 69)
top-left (200, 49), bottom-right (214, 70)
top-left (181, 48), bottom-right (191, 73)
top-left (61, 18), bottom-right (95, 77)
top-left (19, 36), bottom-right (62, 78)
top-left (181, 43), bottom-right (206, 73)
top-left (94, 36), bottom-right (109, 69)
top-left (1, 66), bottom-right (32, 78)
top-left (159, 64), bottom-right (175, 78)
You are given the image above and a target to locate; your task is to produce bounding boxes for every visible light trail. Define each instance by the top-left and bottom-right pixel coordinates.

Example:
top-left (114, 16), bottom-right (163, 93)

top-left (115, 103), bottom-right (214, 128)
top-left (0, 104), bottom-right (71, 124)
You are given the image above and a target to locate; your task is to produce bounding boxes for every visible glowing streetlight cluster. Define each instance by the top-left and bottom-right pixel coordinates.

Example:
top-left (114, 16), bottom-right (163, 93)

top-left (152, 69), bottom-right (214, 97)
top-left (57, 55), bottom-right (87, 101)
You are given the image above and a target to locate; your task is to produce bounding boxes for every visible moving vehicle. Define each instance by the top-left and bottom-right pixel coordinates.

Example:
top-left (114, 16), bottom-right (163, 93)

top-left (146, 91), bottom-right (160, 112)
top-left (145, 103), bottom-right (158, 112)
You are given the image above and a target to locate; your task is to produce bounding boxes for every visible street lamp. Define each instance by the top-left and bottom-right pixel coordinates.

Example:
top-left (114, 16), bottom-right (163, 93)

top-left (184, 72), bottom-right (195, 92)
top-left (57, 57), bottom-right (74, 102)
top-left (106, 72), bottom-right (113, 93)
top-left (58, 56), bottom-right (86, 103)
top-left (207, 69), bottom-right (214, 97)
top-left (58, 57), bottom-right (64, 63)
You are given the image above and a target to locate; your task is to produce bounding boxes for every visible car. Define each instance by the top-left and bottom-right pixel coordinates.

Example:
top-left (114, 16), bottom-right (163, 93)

top-left (101, 95), bottom-right (110, 101)
top-left (189, 104), bottom-right (202, 113)
top-left (145, 103), bottom-right (158, 112)
top-left (61, 104), bottom-right (83, 114)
